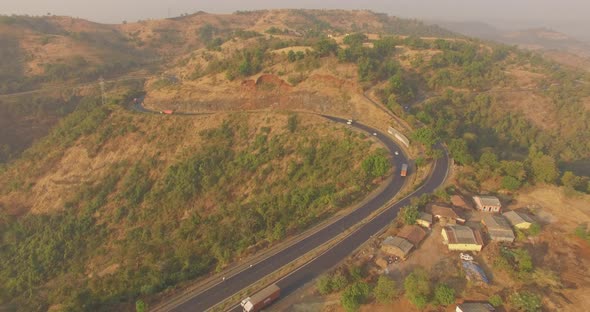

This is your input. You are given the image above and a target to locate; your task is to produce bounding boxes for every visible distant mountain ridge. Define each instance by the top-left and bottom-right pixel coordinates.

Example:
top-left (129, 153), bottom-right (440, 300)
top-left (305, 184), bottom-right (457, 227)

top-left (430, 20), bottom-right (590, 59)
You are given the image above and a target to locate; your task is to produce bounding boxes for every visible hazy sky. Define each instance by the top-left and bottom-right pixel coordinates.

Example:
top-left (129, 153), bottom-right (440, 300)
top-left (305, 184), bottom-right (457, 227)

top-left (2, 0), bottom-right (588, 27)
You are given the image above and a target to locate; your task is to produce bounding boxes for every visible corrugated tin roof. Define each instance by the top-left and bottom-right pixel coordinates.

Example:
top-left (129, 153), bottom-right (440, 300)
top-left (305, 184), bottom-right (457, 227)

top-left (482, 215), bottom-right (515, 241)
top-left (482, 214), bottom-right (512, 230)
top-left (503, 211), bottom-right (534, 226)
top-left (397, 225), bottom-right (427, 246)
top-left (443, 225), bottom-right (483, 246)
top-left (487, 229), bottom-right (515, 241)
top-left (418, 212), bottom-right (433, 223)
top-left (382, 236), bottom-right (413, 254)
top-left (474, 195), bottom-right (501, 207)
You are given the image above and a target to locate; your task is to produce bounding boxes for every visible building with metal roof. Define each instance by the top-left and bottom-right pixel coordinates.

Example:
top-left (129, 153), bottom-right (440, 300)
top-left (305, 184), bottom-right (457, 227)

top-left (442, 225), bottom-right (484, 251)
top-left (481, 214), bottom-right (515, 242)
top-left (473, 195), bottom-right (502, 213)
top-left (397, 225), bottom-right (427, 246)
top-left (381, 236), bottom-right (414, 259)
top-left (503, 211), bottom-right (535, 230)
top-left (416, 212), bottom-right (433, 228)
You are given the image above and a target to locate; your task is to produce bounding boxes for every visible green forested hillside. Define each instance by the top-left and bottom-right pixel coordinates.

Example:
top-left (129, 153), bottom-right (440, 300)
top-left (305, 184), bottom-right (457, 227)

top-left (0, 97), bottom-right (388, 310)
top-left (329, 33), bottom-right (590, 191)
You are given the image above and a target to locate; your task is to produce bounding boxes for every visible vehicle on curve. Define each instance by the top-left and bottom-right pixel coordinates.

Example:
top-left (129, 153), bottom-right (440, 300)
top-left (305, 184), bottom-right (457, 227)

top-left (400, 163), bottom-right (408, 177)
top-left (346, 119), bottom-right (353, 125)
top-left (240, 284), bottom-right (281, 312)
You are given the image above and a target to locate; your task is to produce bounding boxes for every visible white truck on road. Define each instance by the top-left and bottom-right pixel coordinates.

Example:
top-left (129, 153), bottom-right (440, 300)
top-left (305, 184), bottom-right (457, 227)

top-left (240, 284), bottom-right (281, 312)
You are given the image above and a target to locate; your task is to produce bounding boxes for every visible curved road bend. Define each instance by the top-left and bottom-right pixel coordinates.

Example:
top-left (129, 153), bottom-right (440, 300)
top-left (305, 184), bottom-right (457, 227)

top-left (225, 144), bottom-right (448, 312)
top-left (266, 142), bottom-right (448, 308)
top-left (154, 115), bottom-right (405, 311)
top-left (164, 115), bottom-right (449, 312)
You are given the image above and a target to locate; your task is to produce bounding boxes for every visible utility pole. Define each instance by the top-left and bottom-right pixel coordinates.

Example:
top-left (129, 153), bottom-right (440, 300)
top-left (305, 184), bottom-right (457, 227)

top-left (99, 77), bottom-right (106, 106)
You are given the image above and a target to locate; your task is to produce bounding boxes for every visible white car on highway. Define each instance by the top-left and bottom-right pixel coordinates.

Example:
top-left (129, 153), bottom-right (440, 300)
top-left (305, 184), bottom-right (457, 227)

top-left (394, 151), bottom-right (399, 155)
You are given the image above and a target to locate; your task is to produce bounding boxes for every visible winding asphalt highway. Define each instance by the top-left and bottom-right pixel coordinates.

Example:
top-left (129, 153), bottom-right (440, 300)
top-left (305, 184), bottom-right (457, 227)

top-left (139, 103), bottom-right (450, 311)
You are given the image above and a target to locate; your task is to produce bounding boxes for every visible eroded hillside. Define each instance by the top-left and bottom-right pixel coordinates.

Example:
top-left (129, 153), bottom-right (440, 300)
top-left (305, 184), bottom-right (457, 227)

top-left (0, 9), bottom-right (452, 163)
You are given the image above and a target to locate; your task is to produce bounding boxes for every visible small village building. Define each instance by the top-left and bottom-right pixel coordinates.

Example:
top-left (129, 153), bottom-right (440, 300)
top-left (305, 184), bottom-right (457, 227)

top-left (416, 212), bottom-right (433, 228)
top-left (397, 225), bottom-right (427, 246)
top-left (432, 205), bottom-right (466, 224)
top-left (451, 195), bottom-right (472, 209)
top-left (456, 302), bottom-right (495, 312)
top-left (472, 196), bottom-right (502, 213)
top-left (481, 214), bottom-right (515, 242)
top-left (381, 236), bottom-right (413, 259)
top-left (442, 225), bottom-right (484, 252)
top-left (503, 211), bottom-right (535, 230)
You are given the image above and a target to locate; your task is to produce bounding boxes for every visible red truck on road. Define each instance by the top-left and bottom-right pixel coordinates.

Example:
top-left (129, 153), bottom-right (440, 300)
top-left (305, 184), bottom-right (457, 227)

top-left (160, 110), bottom-right (174, 115)
top-left (240, 284), bottom-right (280, 312)
top-left (401, 163), bottom-right (408, 177)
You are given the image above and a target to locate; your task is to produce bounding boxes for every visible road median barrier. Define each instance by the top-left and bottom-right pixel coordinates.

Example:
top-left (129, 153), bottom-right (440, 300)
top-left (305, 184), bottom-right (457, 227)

top-left (206, 155), bottom-right (439, 312)
top-left (141, 107), bottom-right (436, 312)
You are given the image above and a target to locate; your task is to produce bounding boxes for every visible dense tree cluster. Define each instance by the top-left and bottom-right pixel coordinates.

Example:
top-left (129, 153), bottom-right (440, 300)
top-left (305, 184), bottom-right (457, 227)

top-left (317, 267), bottom-right (401, 311)
top-left (361, 149), bottom-right (391, 178)
top-left (340, 282), bottom-right (370, 312)
top-left (404, 268), bottom-right (431, 309)
top-left (373, 275), bottom-right (398, 304)
top-left (411, 90), bottom-right (588, 193)
top-left (426, 40), bottom-right (508, 90)
top-left (400, 205), bottom-right (419, 225)
top-left (433, 283), bottom-right (455, 306)
top-left (301, 32), bottom-right (589, 191)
